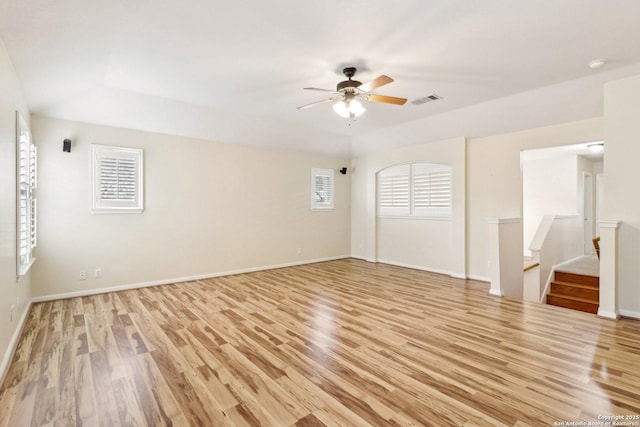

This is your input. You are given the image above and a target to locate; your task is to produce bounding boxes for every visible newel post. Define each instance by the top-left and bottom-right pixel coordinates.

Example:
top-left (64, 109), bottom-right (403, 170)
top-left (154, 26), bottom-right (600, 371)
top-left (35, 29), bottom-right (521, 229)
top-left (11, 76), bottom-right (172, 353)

top-left (487, 218), bottom-right (523, 299)
top-left (597, 220), bottom-right (621, 320)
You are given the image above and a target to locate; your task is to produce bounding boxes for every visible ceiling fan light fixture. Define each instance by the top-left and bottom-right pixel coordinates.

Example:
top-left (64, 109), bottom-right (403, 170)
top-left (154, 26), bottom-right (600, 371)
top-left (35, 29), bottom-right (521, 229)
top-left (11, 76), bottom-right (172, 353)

top-left (349, 100), bottom-right (366, 117)
top-left (332, 99), bottom-right (366, 118)
top-left (332, 100), bottom-right (350, 118)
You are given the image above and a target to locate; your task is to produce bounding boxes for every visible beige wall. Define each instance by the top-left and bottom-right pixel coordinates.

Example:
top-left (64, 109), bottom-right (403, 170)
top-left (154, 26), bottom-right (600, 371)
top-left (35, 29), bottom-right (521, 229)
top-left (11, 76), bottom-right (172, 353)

top-left (0, 40), bottom-right (32, 372)
top-left (603, 75), bottom-right (640, 317)
top-left (31, 116), bottom-right (350, 297)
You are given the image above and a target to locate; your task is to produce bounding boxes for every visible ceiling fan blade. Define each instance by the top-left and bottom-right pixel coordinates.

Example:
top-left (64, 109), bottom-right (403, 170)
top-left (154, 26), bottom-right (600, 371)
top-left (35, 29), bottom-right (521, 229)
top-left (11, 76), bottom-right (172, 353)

top-left (359, 75), bottom-right (394, 92)
top-left (303, 87), bottom-right (338, 93)
top-left (297, 97), bottom-right (338, 110)
top-left (366, 94), bottom-right (407, 105)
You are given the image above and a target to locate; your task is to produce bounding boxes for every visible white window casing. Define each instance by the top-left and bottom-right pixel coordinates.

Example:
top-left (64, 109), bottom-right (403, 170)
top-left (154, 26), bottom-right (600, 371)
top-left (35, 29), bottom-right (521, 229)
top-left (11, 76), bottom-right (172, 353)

top-left (311, 168), bottom-right (334, 210)
top-left (92, 144), bottom-right (144, 213)
top-left (17, 112), bottom-right (37, 276)
top-left (377, 162), bottom-right (452, 218)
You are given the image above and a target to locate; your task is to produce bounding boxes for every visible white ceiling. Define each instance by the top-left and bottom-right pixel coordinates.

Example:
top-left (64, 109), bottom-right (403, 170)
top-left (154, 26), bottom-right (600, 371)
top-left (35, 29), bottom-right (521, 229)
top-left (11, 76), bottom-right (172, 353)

top-left (2, 0), bottom-right (640, 158)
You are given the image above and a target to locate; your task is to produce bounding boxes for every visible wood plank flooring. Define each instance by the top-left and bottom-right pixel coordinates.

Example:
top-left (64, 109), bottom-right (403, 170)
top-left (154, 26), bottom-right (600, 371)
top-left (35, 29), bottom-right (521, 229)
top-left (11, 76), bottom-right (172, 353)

top-left (1, 258), bottom-right (640, 426)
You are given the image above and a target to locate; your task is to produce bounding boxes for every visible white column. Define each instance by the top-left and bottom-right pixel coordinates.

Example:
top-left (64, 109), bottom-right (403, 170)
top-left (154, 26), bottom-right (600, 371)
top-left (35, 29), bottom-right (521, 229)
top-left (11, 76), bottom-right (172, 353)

top-left (597, 220), bottom-right (621, 320)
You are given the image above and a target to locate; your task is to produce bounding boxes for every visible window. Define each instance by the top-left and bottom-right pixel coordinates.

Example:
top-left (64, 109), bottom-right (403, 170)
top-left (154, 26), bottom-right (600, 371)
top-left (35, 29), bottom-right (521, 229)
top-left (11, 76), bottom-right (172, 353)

top-left (377, 164), bottom-right (410, 216)
top-left (377, 162), bottom-right (452, 218)
top-left (311, 168), bottom-right (334, 210)
top-left (412, 163), bottom-right (452, 217)
top-left (92, 144), bottom-right (144, 213)
top-left (17, 112), bottom-right (37, 276)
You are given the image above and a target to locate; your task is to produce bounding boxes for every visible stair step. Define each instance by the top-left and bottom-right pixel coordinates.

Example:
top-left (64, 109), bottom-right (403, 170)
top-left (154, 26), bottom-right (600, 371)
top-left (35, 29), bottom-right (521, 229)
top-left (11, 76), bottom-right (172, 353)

top-left (547, 293), bottom-right (599, 314)
top-left (550, 281), bottom-right (599, 301)
top-left (554, 271), bottom-right (599, 287)
top-left (551, 280), bottom-right (599, 290)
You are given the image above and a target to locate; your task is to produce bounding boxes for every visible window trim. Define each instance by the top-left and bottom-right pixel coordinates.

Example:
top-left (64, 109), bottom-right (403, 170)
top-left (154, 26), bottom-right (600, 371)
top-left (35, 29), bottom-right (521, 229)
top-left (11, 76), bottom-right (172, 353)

top-left (16, 111), bottom-right (37, 277)
top-left (91, 144), bottom-right (144, 214)
top-left (311, 168), bottom-right (335, 210)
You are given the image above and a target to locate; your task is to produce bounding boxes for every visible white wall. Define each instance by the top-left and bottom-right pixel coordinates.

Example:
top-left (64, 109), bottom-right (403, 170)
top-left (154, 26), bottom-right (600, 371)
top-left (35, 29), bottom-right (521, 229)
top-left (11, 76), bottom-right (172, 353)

top-left (603, 74), bottom-right (640, 317)
top-left (349, 156), bottom-right (368, 257)
top-left (352, 119), bottom-right (603, 282)
top-left (528, 215), bottom-right (584, 302)
top-left (377, 219), bottom-right (453, 275)
top-left (0, 39), bottom-right (32, 374)
top-left (467, 118), bottom-right (603, 280)
top-left (522, 155), bottom-right (578, 255)
top-left (31, 116), bottom-right (351, 297)
top-left (351, 137), bottom-right (466, 277)
top-left (577, 155), bottom-right (598, 253)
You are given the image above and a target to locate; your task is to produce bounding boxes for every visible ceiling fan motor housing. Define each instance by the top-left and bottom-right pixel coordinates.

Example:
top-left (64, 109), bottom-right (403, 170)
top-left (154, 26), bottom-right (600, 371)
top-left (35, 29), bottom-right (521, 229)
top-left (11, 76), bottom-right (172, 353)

top-left (337, 80), bottom-right (362, 91)
top-left (337, 67), bottom-right (362, 91)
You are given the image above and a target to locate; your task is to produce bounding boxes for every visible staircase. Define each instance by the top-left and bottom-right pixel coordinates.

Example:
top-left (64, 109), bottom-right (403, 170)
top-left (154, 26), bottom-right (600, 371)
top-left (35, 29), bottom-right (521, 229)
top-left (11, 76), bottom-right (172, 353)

top-left (546, 269), bottom-right (599, 314)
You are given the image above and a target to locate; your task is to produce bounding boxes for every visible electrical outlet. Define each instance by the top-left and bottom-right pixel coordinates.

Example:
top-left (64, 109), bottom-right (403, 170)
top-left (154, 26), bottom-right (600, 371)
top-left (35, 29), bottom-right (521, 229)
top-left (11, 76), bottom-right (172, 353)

top-left (79, 270), bottom-right (86, 280)
top-left (297, 248), bottom-right (302, 255)
top-left (10, 305), bottom-right (15, 322)
top-left (95, 268), bottom-right (102, 279)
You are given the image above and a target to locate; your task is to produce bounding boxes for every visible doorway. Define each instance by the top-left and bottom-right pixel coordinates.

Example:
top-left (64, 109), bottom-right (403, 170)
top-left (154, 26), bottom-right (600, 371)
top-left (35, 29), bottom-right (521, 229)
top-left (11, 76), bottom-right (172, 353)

top-left (583, 173), bottom-right (594, 254)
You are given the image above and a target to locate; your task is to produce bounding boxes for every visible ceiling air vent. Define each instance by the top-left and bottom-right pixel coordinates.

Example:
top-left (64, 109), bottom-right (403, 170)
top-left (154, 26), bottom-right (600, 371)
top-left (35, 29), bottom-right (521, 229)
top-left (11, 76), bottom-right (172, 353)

top-left (411, 94), bottom-right (443, 106)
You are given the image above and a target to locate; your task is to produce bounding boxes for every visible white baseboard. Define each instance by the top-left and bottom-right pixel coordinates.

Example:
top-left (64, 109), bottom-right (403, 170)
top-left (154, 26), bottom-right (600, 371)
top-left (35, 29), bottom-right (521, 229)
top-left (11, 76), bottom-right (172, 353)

top-left (467, 274), bottom-right (491, 283)
top-left (539, 269), bottom-right (554, 304)
top-left (351, 257), bottom-right (488, 283)
top-left (31, 255), bottom-right (351, 303)
top-left (376, 259), bottom-right (452, 277)
top-left (597, 309), bottom-right (620, 320)
top-left (369, 259), bottom-right (474, 281)
top-left (619, 309), bottom-right (640, 320)
top-left (0, 299), bottom-right (32, 386)
top-left (489, 288), bottom-right (504, 297)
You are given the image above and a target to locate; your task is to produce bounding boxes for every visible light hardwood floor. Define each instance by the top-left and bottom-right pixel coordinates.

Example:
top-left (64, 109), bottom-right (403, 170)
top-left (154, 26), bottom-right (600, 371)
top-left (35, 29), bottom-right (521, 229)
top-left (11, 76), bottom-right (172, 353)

top-left (1, 259), bottom-right (640, 426)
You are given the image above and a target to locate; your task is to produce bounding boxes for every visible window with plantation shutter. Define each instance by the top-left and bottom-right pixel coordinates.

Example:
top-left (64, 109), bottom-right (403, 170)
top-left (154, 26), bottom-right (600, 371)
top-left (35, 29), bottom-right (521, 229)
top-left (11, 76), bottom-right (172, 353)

top-left (377, 164), bottom-right (410, 216)
top-left (311, 168), bottom-right (334, 210)
top-left (92, 144), bottom-right (144, 213)
top-left (377, 162), bottom-right (452, 218)
top-left (412, 163), bottom-right (452, 217)
top-left (16, 112), bottom-right (37, 276)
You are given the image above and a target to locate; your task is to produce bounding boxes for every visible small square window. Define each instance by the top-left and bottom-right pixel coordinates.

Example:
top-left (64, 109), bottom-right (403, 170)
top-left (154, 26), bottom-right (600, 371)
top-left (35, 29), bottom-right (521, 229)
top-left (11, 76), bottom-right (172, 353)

top-left (91, 144), bottom-right (144, 213)
top-left (311, 168), bottom-right (334, 210)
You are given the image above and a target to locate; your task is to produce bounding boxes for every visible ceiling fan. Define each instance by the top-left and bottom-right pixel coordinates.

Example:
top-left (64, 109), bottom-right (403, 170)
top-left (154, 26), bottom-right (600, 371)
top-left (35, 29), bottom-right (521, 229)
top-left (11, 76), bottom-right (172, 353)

top-left (297, 67), bottom-right (407, 119)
